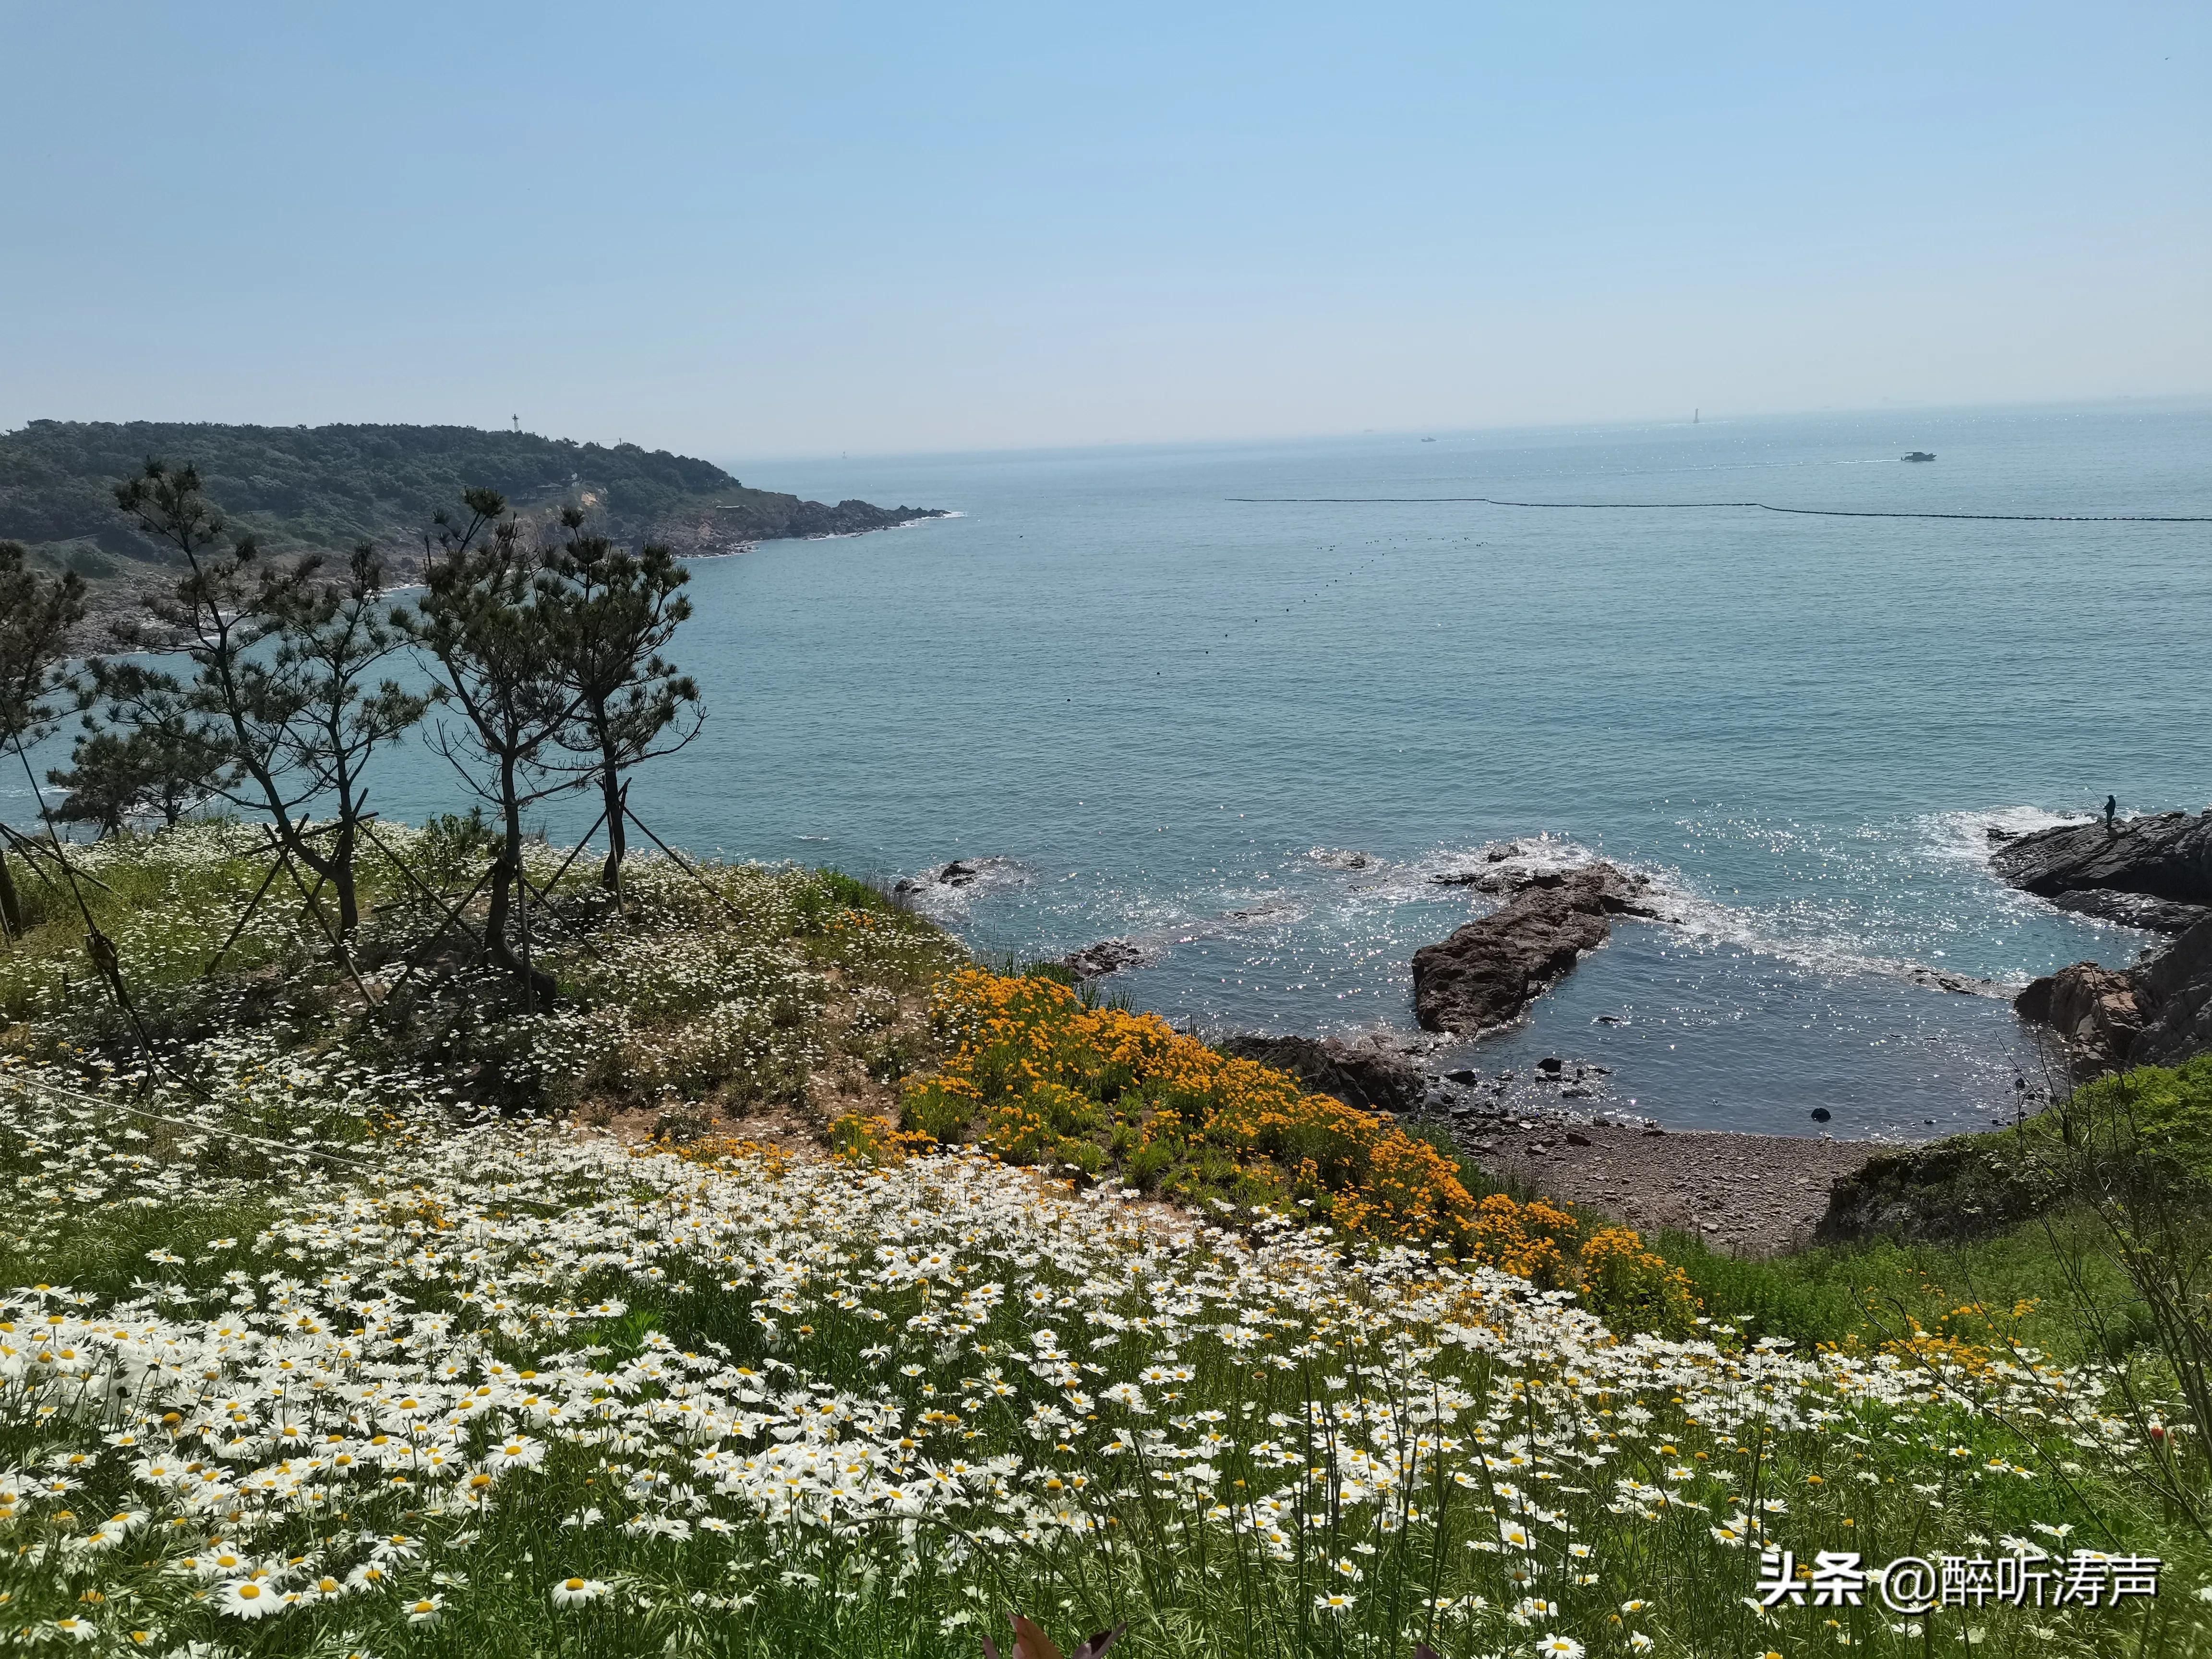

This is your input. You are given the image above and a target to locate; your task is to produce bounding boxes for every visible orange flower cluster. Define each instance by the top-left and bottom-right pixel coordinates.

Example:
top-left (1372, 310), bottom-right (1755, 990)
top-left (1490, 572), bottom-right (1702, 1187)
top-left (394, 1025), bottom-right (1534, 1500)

top-left (1883, 1329), bottom-right (2002, 1379)
top-left (827, 1111), bottom-right (939, 1166)
top-left (1870, 1299), bottom-right (2044, 1378)
top-left (1575, 1224), bottom-right (1700, 1335)
top-left (654, 1133), bottom-right (794, 1178)
top-left (902, 968), bottom-right (1488, 1243)
top-left (1462, 1192), bottom-right (1576, 1285)
top-left (896, 969), bottom-right (1699, 1330)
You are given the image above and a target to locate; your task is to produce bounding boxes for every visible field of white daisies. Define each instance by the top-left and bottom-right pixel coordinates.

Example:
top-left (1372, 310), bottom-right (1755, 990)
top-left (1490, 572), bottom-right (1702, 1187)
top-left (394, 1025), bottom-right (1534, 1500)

top-left (1, 822), bottom-right (2207, 1658)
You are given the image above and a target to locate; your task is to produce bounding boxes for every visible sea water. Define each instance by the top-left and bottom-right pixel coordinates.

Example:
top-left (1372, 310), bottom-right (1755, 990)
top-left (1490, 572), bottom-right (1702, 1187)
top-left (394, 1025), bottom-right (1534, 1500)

top-left (16, 402), bottom-right (2210, 1136)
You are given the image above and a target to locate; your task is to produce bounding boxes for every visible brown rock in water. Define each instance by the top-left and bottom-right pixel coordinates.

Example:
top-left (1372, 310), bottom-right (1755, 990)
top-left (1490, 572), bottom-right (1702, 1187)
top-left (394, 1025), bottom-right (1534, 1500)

top-left (1996, 811), bottom-right (2212, 1070)
top-left (1410, 863), bottom-right (1659, 1034)
top-left (2014, 918), bottom-right (2212, 1072)
top-left (2013, 963), bottom-right (2144, 1068)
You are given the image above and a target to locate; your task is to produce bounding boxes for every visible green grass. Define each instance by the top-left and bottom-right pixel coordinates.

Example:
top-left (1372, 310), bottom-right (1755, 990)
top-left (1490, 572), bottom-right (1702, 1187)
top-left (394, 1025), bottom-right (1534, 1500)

top-left (0, 1190), bottom-right (275, 1297)
top-left (1659, 1209), bottom-right (2146, 1362)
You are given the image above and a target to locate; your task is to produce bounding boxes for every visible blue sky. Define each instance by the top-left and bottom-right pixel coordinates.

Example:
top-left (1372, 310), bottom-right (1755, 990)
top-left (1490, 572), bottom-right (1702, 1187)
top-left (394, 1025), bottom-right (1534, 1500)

top-left (3, 1), bottom-right (2205, 457)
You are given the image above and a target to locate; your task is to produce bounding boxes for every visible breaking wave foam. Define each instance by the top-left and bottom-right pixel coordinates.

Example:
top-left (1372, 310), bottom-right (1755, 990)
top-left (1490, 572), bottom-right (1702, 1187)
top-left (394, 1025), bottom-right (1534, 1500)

top-left (1306, 829), bottom-right (2022, 997)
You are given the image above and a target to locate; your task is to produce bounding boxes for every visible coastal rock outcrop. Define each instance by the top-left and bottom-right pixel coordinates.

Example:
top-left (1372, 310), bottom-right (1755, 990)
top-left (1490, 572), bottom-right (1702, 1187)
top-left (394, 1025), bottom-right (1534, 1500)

top-left (2015, 917), bottom-right (2212, 1072)
top-left (1990, 810), bottom-right (2212, 934)
top-left (1994, 812), bottom-right (2212, 1070)
top-left (1411, 863), bottom-right (1659, 1034)
top-left (2013, 963), bottom-right (2144, 1068)
top-left (2133, 920), bottom-right (2212, 1065)
top-left (1815, 1135), bottom-right (2065, 1246)
top-left (1216, 1033), bottom-right (1427, 1115)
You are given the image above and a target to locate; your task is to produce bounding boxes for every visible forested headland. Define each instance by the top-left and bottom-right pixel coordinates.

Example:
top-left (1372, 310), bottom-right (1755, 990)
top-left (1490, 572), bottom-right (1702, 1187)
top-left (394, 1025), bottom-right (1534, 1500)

top-left (0, 419), bottom-right (942, 585)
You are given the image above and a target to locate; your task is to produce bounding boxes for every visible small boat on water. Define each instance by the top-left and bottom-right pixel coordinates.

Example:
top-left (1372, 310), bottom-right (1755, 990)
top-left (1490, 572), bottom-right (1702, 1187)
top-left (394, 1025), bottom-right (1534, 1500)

top-left (1902, 451), bottom-right (1936, 462)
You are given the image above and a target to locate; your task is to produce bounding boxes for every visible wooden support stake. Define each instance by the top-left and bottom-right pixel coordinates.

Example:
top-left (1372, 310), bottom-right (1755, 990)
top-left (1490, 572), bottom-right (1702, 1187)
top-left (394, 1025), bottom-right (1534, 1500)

top-left (625, 805), bottom-right (747, 927)
top-left (200, 854), bottom-right (288, 980)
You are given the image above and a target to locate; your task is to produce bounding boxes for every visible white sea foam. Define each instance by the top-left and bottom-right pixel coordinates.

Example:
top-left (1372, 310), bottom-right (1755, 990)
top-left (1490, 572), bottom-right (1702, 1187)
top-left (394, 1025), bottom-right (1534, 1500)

top-left (1306, 846), bottom-right (1378, 871)
top-left (1338, 832), bottom-right (1614, 906)
top-left (933, 808), bottom-right (2103, 1008)
top-left (1920, 804), bottom-right (2089, 870)
top-left (1301, 829), bottom-right (2030, 996)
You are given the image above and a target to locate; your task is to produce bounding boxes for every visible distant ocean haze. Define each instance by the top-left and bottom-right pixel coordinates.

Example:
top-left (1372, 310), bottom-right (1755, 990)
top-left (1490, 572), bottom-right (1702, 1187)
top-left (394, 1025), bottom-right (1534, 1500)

top-left (17, 401), bottom-right (2208, 1136)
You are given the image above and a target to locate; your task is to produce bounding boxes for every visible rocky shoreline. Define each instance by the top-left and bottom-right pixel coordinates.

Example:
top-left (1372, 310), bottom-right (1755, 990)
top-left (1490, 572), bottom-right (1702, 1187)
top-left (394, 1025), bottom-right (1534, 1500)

top-left (1190, 1038), bottom-right (1889, 1254)
top-left (1990, 809), bottom-right (2212, 933)
top-left (1997, 811), bottom-right (2212, 1072)
top-left (891, 810), bottom-right (2212, 1256)
top-left (652, 498), bottom-right (949, 560)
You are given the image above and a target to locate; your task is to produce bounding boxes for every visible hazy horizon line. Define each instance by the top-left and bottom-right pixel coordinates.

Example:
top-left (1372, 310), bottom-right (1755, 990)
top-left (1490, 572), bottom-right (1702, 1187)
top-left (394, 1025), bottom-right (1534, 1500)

top-left (724, 390), bottom-right (2212, 471)
top-left (8, 388), bottom-right (2207, 477)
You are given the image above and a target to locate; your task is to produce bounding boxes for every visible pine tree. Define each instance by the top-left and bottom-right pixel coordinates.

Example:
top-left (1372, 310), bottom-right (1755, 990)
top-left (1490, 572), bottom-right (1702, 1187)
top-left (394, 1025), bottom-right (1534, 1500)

top-left (539, 508), bottom-right (701, 894)
top-left (107, 462), bottom-right (424, 936)
top-left (400, 489), bottom-right (577, 1005)
top-left (0, 541), bottom-right (88, 935)
top-left (48, 663), bottom-right (226, 835)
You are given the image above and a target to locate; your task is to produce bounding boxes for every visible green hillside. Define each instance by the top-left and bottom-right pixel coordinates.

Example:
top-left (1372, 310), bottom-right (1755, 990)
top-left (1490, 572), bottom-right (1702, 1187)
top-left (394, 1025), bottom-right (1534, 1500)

top-left (0, 420), bottom-right (941, 577)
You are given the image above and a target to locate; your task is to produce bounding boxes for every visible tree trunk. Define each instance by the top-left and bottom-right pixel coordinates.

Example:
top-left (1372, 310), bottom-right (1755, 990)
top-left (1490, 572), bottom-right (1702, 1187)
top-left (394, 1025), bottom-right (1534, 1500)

top-left (0, 847), bottom-right (21, 938)
top-left (332, 823), bottom-right (360, 936)
top-left (485, 844), bottom-right (517, 971)
top-left (484, 759), bottom-right (556, 1005)
top-left (598, 756), bottom-right (627, 890)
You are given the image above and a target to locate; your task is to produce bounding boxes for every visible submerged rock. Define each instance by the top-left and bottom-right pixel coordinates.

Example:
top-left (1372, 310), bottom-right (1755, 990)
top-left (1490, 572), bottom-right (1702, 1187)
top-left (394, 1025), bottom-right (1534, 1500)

top-left (1410, 863), bottom-right (1660, 1034)
top-left (1902, 964), bottom-right (2004, 997)
top-left (1062, 938), bottom-right (1146, 978)
top-left (1429, 842), bottom-right (1535, 888)
top-left (893, 856), bottom-right (1025, 899)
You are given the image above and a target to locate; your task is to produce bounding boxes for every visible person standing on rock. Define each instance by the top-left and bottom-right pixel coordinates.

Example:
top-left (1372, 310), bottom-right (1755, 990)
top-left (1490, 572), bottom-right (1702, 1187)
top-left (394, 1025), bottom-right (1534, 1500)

top-left (2105, 794), bottom-right (2119, 834)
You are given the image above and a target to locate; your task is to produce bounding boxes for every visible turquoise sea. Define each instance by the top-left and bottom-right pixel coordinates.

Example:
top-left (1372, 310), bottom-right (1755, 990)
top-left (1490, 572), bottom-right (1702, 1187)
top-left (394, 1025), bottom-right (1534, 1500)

top-left (16, 402), bottom-right (2211, 1137)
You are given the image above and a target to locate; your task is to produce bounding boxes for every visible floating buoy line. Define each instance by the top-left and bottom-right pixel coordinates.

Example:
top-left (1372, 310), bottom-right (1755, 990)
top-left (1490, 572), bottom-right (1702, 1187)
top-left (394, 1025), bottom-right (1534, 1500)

top-left (1226, 495), bottom-right (2212, 523)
